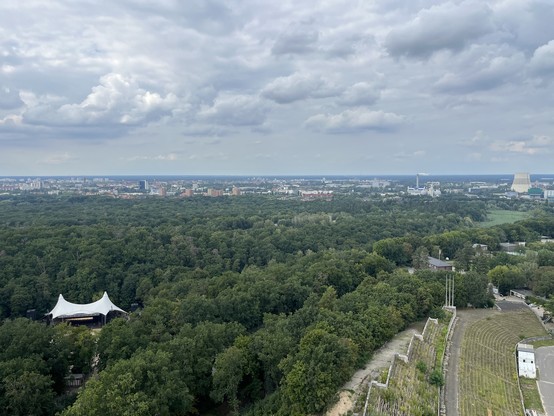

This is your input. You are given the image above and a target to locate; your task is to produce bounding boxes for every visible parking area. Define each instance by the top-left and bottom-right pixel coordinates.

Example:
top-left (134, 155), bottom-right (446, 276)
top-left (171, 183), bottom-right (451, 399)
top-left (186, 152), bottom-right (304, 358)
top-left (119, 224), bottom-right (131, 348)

top-left (536, 346), bottom-right (554, 416)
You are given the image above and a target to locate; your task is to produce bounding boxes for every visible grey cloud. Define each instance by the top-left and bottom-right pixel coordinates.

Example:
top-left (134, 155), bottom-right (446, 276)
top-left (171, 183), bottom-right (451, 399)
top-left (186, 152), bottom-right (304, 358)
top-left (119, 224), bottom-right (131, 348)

top-left (197, 93), bottom-right (268, 126)
top-left (92, 0), bottom-right (239, 36)
top-left (338, 83), bottom-right (380, 106)
top-left (181, 125), bottom-right (231, 138)
top-left (434, 50), bottom-right (525, 93)
top-left (304, 109), bottom-right (404, 134)
top-left (272, 26), bottom-right (319, 55)
top-left (0, 87), bottom-right (23, 109)
top-left (261, 73), bottom-right (340, 104)
top-left (492, 0), bottom-right (554, 53)
top-left (323, 34), bottom-right (369, 59)
top-left (2, 0), bottom-right (554, 175)
top-left (385, 1), bottom-right (493, 58)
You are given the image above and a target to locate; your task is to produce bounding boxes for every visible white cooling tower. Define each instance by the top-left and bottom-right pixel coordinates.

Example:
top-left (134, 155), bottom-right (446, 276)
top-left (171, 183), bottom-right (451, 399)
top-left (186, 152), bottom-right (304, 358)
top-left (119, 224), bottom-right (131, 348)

top-left (511, 172), bottom-right (531, 193)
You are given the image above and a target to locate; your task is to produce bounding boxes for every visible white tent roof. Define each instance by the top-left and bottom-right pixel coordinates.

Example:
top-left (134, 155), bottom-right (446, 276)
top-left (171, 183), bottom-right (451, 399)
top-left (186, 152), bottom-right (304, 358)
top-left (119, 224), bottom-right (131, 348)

top-left (48, 292), bottom-right (126, 319)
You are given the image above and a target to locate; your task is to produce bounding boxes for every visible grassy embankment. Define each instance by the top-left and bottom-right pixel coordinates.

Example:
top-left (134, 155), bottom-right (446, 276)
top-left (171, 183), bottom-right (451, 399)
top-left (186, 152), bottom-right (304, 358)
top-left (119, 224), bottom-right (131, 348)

top-left (478, 209), bottom-right (531, 228)
top-left (458, 309), bottom-right (546, 416)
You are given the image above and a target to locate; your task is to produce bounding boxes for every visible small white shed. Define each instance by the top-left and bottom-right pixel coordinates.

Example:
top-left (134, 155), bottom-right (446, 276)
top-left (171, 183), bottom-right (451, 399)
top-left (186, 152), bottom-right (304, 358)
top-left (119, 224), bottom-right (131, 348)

top-left (517, 343), bottom-right (536, 379)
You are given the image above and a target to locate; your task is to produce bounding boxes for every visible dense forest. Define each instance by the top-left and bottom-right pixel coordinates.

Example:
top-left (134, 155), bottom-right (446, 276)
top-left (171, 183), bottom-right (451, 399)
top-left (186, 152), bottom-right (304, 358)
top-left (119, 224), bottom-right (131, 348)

top-left (0, 194), bottom-right (553, 415)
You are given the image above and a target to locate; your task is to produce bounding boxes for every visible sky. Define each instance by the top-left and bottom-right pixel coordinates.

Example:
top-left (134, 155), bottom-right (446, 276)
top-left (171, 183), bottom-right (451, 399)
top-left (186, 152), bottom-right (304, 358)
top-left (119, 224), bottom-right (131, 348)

top-left (1, 0), bottom-right (554, 176)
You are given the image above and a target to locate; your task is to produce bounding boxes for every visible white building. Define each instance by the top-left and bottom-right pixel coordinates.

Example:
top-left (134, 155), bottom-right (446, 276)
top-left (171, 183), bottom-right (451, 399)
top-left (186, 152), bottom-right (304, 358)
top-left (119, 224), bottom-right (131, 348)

top-left (517, 343), bottom-right (536, 378)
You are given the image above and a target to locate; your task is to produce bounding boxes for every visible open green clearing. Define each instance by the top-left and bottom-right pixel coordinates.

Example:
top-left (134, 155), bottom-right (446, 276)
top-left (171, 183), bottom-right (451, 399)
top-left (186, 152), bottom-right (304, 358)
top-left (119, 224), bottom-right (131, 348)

top-left (478, 209), bottom-right (531, 227)
top-left (458, 309), bottom-right (546, 416)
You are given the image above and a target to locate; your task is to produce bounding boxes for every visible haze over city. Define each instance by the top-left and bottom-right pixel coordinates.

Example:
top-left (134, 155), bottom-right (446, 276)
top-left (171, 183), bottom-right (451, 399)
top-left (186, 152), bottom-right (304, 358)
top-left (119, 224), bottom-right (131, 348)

top-left (1, 0), bottom-right (554, 175)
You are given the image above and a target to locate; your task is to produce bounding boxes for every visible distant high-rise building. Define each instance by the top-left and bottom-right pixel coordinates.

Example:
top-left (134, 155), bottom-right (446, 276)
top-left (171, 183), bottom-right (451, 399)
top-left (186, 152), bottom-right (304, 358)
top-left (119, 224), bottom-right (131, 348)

top-left (139, 180), bottom-right (149, 191)
top-left (511, 173), bottom-right (531, 193)
top-left (232, 186), bottom-right (241, 196)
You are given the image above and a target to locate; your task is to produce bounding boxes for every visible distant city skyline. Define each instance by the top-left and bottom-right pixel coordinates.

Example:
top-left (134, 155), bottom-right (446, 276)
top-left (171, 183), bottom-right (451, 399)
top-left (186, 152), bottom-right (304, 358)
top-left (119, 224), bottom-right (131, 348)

top-left (1, 1), bottom-right (554, 176)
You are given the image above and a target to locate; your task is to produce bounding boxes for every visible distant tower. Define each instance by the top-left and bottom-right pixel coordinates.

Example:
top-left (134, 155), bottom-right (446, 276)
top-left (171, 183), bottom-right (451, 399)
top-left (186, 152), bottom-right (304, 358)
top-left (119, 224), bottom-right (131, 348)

top-left (416, 173), bottom-right (419, 188)
top-left (139, 180), bottom-right (149, 191)
top-left (445, 275), bottom-right (455, 308)
top-left (511, 173), bottom-right (531, 193)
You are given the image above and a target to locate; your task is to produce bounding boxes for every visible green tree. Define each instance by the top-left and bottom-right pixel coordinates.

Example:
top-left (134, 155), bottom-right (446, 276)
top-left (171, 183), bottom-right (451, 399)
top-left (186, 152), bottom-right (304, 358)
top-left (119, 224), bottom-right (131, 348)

top-left (62, 349), bottom-right (192, 416)
top-left (488, 265), bottom-right (525, 295)
top-left (280, 328), bottom-right (357, 414)
top-left (373, 238), bottom-right (412, 266)
top-left (3, 371), bottom-right (55, 416)
top-left (533, 267), bottom-right (554, 298)
top-left (412, 246), bottom-right (429, 270)
top-left (211, 345), bottom-right (248, 414)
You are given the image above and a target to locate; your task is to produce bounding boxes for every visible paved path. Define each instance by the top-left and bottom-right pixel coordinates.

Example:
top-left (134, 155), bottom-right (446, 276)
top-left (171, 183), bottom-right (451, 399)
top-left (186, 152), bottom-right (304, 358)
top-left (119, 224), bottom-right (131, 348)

top-left (325, 322), bottom-right (423, 416)
top-left (536, 346), bottom-right (554, 416)
top-left (343, 327), bottom-right (418, 390)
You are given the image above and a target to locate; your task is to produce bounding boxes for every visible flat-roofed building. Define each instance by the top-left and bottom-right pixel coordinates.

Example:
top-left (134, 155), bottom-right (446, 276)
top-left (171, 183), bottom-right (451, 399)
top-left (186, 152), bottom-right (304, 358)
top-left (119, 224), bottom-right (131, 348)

top-left (428, 256), bottom-right (453, 271)
top-left (517, 343), bottom-right (536, 378)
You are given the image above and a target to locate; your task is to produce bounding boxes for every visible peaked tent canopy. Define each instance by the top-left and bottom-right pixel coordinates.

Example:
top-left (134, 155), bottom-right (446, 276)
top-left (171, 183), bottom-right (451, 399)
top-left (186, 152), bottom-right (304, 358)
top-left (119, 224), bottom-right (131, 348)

top-left (48, 292), bottom-right (127, 320)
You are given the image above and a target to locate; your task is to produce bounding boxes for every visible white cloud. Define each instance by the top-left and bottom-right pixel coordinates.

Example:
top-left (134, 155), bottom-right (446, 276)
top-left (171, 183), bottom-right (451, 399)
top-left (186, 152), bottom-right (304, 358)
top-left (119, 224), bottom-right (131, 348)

top-left (128, 153), bottom-right (179, 161)
top-left (23, 73), bottom-right (177, 127)
top-left (42, 152), bottom-right (74, 165)
top-left (461, 130), bottom-right (490, 147)
top-left (530, 40), bottom-right (554, 76)
top-left (304, 109), bottom-right (404, 133)
top-left (490, 135), bottom-right (553, 155)
top-left (261, 73), bottom-right (339, 104)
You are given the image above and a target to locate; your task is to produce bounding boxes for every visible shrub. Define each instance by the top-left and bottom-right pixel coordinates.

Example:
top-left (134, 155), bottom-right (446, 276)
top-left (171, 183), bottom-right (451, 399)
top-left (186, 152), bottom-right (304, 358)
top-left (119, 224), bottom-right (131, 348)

top-left (429, 369), bottom-right (444, 386)
top-left (416, 361), bottom-right (428, 374)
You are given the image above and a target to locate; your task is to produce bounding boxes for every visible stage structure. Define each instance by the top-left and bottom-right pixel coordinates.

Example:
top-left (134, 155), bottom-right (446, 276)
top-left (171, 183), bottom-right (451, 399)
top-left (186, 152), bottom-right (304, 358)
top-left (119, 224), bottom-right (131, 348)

top-left (47, 292), bottom-right (127, 326)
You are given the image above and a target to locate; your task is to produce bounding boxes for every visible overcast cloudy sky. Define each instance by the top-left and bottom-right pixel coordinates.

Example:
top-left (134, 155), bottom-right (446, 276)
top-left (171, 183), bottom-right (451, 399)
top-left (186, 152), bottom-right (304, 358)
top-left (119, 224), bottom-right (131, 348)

top-left (1, 0), bottom-right (554, 175)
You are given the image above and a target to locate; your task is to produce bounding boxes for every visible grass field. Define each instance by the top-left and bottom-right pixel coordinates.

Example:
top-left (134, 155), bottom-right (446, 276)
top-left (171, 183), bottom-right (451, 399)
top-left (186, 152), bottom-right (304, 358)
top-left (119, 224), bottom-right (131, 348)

top-left (458, 309), bottom-right (546, 416)
top-left (478, 209), bottom-right (531, 227)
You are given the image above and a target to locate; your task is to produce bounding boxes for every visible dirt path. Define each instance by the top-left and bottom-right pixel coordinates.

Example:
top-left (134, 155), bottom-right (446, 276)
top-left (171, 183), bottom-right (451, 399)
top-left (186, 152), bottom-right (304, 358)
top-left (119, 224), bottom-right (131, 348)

top-left (325, 322), bottom-right (424, 416)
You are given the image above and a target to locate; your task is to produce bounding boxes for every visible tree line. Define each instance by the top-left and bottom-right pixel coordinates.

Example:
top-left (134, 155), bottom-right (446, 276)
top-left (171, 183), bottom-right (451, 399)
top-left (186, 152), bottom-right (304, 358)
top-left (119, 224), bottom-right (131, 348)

top-left (0, 194), bottom-right (550, 415)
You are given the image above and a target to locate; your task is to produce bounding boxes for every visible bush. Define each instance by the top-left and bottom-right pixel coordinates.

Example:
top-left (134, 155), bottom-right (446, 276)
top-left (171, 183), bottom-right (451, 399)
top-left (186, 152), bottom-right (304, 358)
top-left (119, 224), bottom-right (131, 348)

top-left (416, 361), bottom-right (428, 374)
top-left (429, 369), bottom-right (444, 386)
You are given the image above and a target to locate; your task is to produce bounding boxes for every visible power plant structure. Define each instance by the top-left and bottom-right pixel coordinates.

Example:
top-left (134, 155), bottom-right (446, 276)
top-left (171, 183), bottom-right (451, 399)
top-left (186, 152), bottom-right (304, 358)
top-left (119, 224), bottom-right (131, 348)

top-left (511, 172), bottom-right (531, 193)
